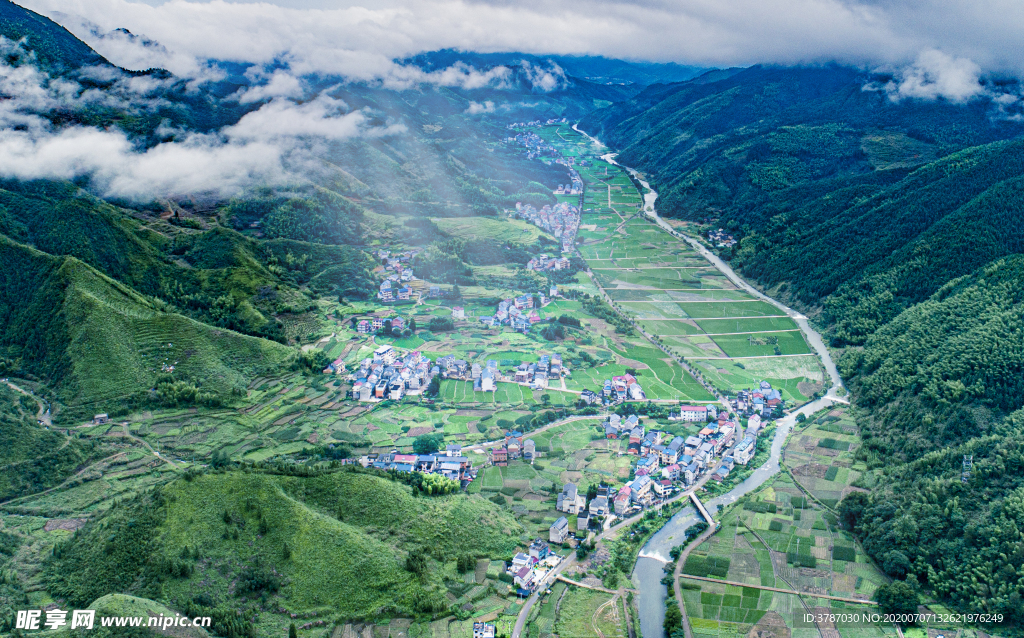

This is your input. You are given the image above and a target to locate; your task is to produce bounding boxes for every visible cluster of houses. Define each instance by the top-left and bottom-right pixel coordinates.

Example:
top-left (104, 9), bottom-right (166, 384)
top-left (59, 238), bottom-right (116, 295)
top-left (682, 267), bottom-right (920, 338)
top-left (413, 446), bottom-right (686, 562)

top-left (506, 127), bottom-right (560, 161)
top-left (478, 291), bottom-right (555, 332)
top-left (733, 381), bottom-right (785, 417)
top-left (606, 409), bottom-right (766, 500)
top-left (360, 444), bottom-right (475, 483)
top-left (348, 345), bottom-right (438, 401)
top-left (578, 374), bottom-right (646, 406)
top-left (507, 538), bottom-right (562, 595)
top-left (373, 249), bottom-right (417, 302)
top-left (491, 431), bottom-right (537, 466)
top-left (552, 483), bottom-right (614, 534)
top-left (526, 253), bottom-right (572, 272)
top-left (513, 201), bottom-right (580, 253)
top-left (705, 228), bottom-right (737, 248)
top-left (510, 353), bottom-right (564, 389)
top-left (356, 314), bottom-right (409, 334)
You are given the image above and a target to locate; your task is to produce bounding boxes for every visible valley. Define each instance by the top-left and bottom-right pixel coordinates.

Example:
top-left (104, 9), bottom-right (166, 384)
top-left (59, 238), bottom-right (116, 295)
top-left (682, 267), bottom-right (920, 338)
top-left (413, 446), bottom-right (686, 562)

top-left (0, 3), bottom-right (1021, 634)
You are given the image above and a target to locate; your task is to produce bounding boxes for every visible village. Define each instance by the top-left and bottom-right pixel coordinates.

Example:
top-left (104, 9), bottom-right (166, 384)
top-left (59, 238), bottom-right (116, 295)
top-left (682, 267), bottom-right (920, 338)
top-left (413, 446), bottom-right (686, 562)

top-left (469, 389), bottom-right (776, 600)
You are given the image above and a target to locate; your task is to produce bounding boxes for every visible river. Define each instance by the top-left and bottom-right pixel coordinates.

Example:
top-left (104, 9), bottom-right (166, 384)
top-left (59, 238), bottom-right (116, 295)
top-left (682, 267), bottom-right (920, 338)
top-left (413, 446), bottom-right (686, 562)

top-left (572, 124), bottom-right (848, 638)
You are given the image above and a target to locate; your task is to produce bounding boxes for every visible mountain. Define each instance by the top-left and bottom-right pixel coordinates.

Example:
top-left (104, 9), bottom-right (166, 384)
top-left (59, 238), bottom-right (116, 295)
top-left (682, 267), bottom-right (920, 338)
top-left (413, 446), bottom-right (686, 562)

top-left (46, 469), bottom-right (523, 636)
top-left (581, 63), bottom-right (1024, 620)
top-left (403, 49), bottom-right (707, 87)
top-left (0, 0), bottom-right (107, 70)
top-left (0, 233), bottom-right (297, 414)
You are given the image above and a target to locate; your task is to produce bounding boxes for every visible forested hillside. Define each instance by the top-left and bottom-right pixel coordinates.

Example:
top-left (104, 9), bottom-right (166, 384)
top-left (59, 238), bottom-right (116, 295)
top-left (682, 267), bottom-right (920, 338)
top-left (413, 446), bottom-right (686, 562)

top-left (46, 467), bottom-right (523, 636)
top-left (582, 65), bottom-right (1024, 623)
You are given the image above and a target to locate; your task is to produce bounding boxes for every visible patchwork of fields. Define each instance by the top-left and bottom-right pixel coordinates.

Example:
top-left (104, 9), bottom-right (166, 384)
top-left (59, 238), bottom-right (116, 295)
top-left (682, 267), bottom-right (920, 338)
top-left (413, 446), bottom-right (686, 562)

top-left (676, 406), bottom-right (893, 638)
top-left (533, 125), bottom-right (826, 403)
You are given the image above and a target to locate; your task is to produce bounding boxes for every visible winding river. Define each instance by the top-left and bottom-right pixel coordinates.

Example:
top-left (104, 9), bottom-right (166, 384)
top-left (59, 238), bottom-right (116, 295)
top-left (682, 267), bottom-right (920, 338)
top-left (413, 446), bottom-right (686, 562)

top-left (572, 125), bottom-right (848, 638)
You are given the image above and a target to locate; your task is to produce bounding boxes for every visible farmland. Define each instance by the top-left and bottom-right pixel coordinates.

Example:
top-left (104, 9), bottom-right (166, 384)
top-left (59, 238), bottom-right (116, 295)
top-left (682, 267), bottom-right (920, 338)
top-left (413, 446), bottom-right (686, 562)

top-left (531, 124), bottom-right (826, 404)
top-left (671, 406), bottom-right (899, 638)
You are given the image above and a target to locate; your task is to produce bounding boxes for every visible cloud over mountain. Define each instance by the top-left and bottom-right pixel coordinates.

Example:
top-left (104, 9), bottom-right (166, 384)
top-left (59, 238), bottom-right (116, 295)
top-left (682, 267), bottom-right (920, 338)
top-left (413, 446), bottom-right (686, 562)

top-left (22, 0), bottom-right (1024, 100)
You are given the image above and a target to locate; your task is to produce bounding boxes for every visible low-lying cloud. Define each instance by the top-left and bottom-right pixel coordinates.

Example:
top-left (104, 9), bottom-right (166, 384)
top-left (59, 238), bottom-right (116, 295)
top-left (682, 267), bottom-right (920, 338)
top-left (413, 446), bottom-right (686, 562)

top-left (24, 0), bottom-right (1024, 94)
top-left (0, 38), bottom-right (404, 199)
top-left (883, 50), bottom-right (986, 103)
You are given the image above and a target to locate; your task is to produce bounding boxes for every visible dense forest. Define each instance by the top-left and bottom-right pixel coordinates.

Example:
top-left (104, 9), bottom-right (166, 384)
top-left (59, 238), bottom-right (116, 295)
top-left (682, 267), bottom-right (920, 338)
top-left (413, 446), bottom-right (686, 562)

top-left (583, 65), bottom-right (1024, 624)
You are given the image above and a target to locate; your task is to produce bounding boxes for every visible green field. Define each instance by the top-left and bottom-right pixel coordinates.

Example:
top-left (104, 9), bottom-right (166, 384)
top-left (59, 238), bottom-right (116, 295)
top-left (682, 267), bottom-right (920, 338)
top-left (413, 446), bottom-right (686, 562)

top-left (432, 216), bottom-right (550, 243)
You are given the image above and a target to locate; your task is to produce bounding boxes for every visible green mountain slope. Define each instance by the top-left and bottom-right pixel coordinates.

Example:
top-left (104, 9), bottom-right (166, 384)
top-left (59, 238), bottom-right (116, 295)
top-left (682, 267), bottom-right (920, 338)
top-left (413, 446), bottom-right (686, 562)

top-left (0, 0), bottom-right (107, 70)
top-left (47, 469), bottom-right (523, 634)
top-left (0, 235), bottom-right (295, 413)
top-left (0, 384), bottom-right (103, 500)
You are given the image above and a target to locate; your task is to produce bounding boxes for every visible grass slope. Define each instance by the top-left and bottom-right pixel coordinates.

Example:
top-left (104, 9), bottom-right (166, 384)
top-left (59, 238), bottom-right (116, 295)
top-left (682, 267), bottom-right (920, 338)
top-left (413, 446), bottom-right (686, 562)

top-left (0, 236), bottom-right (294, 412)
top-left (48, 469), bottom-right (523, 627)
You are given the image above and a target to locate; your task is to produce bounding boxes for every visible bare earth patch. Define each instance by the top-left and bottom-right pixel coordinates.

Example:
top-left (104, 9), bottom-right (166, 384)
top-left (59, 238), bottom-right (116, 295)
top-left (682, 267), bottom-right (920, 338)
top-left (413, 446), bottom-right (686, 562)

top-left (44, 518), bottom-right (88, 532)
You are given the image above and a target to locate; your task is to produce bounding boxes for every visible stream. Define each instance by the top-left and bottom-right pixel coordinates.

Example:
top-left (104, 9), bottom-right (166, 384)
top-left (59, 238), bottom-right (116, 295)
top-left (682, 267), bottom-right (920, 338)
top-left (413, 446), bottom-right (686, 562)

top-left (572, 124), bottom-right (848, 638)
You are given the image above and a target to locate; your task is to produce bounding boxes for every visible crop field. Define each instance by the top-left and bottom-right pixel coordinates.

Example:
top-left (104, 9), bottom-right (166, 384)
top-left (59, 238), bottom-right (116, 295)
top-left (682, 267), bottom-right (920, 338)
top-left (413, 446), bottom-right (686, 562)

top-left (527, 125), bottom-right (827, 404)
top-left (680, 469), bottom-right (891, 638)
top-left (433, 216), bottom-right (550, 243)
top-left (783, 407), bottom-right (868, 509)
top-left (552, 587), bottom-right (626, 638)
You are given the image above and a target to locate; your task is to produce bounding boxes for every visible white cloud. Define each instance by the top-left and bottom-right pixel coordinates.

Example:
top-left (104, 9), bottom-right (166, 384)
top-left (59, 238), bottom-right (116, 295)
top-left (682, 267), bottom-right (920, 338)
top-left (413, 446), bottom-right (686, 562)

top-left (465, 100), bottom-right (495, 114)
top-left (0, 42), bottom-right (404, 199)
top-left (519, 61), bottom-right (567, 92)
top-left (19, 0), bottom-right (1024, 105)
top-left (236, 70), bottom-right (304, 103)
top-left (885, 49), bottom-right (985, 103)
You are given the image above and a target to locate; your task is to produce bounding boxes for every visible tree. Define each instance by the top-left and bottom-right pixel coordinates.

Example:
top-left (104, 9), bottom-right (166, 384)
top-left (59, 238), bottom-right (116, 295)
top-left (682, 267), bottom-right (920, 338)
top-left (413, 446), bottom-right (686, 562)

top-left (883, 550), bottom-right (912, 579)
top-left (664, 603), bottom-right (682, 635)
top-left (796, 413), bottom-right (807, 423)
top-left (413, 433), bottom-right (444, 454)
top-left (838, 492), bottom-right (869, 532)
top-left (289, 623), bottom-right (298, 638)
top-left (409, 317), bottom-right (417, 331)
top-left (876, 581), bottom-right (919, 618)
top-left (425, 375), bottom-right (441, 398)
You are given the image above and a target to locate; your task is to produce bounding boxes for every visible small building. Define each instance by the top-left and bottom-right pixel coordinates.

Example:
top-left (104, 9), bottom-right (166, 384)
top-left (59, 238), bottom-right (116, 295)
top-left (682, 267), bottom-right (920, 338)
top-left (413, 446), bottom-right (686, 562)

top-left (679, 405), bottom-right (708, 422)
top-left (733, 435), bottom-right (756, 465)
top-left (577, 512), bottom-right (590, 532)
top-left (473, 623), bottom-right (496, 638)
top-left (653, 480), bottom-right (673, 497)
top-left (524, 439), bottom-right (536, 461)
top-left (613, 487), bottom-right (631, 514)
top-left (550, 516), bottom-right (569, 544)
top-left (92, 414), bottom-right (109, 425)
top-left (514, 566), bottom-right (535, 590)
top-left (357, 320), bottom-right (371, 333)
top-left (511, 552), bottom-right (531, 571)
top-left (557, 483), bottom-right (586, 514)
top-left (529, 539), bottom-right (550, 561)
top-left (492, 447), bottom-right (508, 466)
top-left (589, 495), bottom-right (609, 516)
top-left (374, 344), bottom-right (396, 364)
top-left (452, 306), bottom-right (465, 320)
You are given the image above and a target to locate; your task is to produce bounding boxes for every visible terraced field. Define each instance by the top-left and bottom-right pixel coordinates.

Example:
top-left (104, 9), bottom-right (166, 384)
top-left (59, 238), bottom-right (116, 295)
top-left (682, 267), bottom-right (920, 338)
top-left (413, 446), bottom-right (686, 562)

top-left (534, 124), bottom-right (827, 403)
